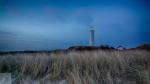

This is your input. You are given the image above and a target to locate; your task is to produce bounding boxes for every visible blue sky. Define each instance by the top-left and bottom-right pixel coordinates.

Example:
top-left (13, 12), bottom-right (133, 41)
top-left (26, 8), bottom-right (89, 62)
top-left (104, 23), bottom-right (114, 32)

top-left (0, 0), bottom-right (150, 51)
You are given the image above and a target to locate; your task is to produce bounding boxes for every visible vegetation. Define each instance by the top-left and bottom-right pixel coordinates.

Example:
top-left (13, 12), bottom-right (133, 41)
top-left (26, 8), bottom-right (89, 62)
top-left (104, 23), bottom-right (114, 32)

top-left (0, 50), bottom-right (150, 84)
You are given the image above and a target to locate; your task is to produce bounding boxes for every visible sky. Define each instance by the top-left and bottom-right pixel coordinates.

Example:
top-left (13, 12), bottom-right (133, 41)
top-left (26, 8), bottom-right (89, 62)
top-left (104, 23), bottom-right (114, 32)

top-left (0, 0), bottom-right (150, 51)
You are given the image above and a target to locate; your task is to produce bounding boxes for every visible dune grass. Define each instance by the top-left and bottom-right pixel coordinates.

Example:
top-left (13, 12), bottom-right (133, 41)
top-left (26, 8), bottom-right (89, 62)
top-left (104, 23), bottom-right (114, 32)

top-left (0, 50), bottom-right (150, 84)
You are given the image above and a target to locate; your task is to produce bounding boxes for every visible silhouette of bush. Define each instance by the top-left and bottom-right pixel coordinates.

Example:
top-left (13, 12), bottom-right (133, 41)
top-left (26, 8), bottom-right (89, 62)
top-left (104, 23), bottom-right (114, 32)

top-left (68, 45), bottom-right (114, 51)
top-left (99, 44), bottom-right (115, 49)
top-left (137, 44), bottom-right (150, 50)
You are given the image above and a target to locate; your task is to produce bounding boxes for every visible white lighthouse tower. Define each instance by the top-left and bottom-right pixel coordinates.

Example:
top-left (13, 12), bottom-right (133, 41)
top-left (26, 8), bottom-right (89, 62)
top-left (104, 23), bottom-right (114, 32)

top-left (89, 27), bottom-right (95, 46)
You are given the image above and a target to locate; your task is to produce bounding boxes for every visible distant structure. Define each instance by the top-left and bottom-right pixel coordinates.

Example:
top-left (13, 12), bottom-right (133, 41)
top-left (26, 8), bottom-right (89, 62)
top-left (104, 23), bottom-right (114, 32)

top-left (89, 27), bottom-right (95, 46)
top-left (117, 45), bottom-right (126, 50)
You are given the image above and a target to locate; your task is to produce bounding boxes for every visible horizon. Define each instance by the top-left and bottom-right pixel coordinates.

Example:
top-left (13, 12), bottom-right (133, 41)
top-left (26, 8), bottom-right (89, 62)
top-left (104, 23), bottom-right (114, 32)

top-left (0, 0), bottom-right (150, 51)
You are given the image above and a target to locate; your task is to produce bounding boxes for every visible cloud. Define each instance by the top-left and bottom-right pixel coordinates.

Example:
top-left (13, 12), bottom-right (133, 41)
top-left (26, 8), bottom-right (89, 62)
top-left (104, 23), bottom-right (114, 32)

top-left (0, 26), bottom-right (18, 38)
top-left (0, 30), bottom-right (16, 36)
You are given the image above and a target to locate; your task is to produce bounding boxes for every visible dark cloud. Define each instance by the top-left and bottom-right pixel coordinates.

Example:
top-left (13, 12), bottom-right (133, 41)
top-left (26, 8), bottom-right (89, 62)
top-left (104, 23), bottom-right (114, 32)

top-left (138, 0), bottom-right (150, 7)
top-left (0, 30), bottom-right (17, 36)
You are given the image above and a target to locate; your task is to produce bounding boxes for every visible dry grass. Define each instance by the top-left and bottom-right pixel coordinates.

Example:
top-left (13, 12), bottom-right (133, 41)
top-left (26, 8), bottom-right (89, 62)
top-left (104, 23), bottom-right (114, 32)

top-left (0, 50), bottom-right (150, 84)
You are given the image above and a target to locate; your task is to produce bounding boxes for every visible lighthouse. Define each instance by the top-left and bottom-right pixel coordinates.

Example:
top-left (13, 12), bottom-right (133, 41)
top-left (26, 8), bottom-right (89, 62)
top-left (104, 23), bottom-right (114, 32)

top-left (89, 27), bottom-right (95, 46)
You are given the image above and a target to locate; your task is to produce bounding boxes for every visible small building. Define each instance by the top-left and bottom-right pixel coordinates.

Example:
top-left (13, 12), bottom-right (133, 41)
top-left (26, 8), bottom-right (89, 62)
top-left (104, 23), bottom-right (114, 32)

top-left (117, 45), bottom-right (126, 50)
